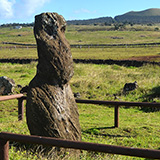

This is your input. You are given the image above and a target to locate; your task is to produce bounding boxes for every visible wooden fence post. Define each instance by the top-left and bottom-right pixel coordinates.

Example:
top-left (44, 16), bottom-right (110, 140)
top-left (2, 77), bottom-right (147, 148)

top-left (0, 139), bottom-right (9, 160)
top-left (18, 98), bottom-right (24, 121)
top-left (114, 106), bottom-right (119, 128)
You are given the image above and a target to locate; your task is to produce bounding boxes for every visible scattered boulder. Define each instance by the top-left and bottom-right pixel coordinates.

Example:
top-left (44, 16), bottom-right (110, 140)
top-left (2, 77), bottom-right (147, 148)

top-left (26, 12), bottom-right (81, 154)
top-left (74, 92), bottom-right (81, 98)
top-left (111, 36), bottom-right (123, 39)
top-left (123, 81), bottom-right (138, 93)
top-left (0, 76), bottom-right (15, 95)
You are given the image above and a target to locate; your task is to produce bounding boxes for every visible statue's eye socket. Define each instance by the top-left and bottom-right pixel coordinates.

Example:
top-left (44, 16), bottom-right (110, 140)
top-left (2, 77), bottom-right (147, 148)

top-left (61, 26), bottom-right (66, 33)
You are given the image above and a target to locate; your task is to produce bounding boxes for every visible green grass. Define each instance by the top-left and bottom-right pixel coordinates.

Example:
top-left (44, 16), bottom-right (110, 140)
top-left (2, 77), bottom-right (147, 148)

top-left (1, 62), bottom-right (160, 102)
top-left (1, 25), bottom-right (160, 45)
top-left (66, 24), bottom-right (160, 44)
top-left (79, 104), bottom-right (160, 148)
top-left (1, 24), bottom-right (160, 159)
top-left (71, 47), bottom-right (160, 61)
top-left (72, 63), bottom-right (160, 102)
top-left (66, 29), bottom-right (160, 45)
top-left (0, 27), bottom-right (35, 44)
top-left (0, 48), bottom-right (37, 59)
top-left (0, 62), bottom-right (160, 159)
top-left (1, 47), bottom-right (160, 61)
top-left (0, 62), bottom-right (36, 86)
top-left (1, 25), bottom-right (160, 62)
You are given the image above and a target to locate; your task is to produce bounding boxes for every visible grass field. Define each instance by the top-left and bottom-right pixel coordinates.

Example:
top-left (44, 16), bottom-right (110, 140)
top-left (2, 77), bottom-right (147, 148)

top-left (0, 62), bottom-right (160, 159)
top-left (1, 25), bottom-right (160, 61)
top-left (1, 24), bottom-right (160, 45)
top-left (0, 25), bottom-right (160, 159)
top-left (1, 47), bottom-right (160, 61)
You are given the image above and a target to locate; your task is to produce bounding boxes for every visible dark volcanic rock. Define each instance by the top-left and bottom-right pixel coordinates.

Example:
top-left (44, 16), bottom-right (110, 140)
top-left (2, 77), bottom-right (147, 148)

top-left (26, 12), bottom-right (81, 145)
top-left (0, 76), bottom-right (15, 95)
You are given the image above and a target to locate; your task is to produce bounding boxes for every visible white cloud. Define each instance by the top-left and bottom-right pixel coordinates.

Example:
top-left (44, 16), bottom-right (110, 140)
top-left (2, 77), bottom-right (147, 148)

top-left (0, 0), bottom-right (15, 18)
top-left (23, 0), bottom-right (50, 16)
top-left (0, 0), bottom-right (50, 23)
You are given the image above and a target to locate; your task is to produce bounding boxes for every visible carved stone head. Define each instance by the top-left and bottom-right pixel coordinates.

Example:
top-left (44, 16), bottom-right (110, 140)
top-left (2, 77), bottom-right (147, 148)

top-left (34, 13), bottom-right (74, 85)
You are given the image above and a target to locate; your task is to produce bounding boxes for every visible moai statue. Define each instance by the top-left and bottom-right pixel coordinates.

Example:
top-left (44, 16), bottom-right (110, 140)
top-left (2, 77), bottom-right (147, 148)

top-left (26, 13), bottom-right (81, 145)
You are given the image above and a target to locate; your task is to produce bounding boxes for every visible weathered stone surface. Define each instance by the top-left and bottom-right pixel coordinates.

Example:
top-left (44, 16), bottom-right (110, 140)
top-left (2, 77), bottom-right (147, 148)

top-left (26, 13), bottom-right (81, 145)
top-left (0, 76), bottom-right (15, 95)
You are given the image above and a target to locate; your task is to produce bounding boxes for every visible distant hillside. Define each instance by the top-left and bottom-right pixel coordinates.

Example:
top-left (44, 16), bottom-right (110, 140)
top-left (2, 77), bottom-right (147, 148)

top-left (67, 17), bottom-right (114, 25)
top-left (1, 8), bottom-right (160, 27)
top-left (115, 8), bottom-right (160, 24)
top-left (67, 8), bottom-right (160, 25)
top-left (122, 8), bottom-right (160, 16)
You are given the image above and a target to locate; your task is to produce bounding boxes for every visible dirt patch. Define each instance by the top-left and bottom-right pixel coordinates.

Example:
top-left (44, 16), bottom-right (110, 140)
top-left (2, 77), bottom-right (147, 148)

top-left (127, 55), bottom-right (160, 62)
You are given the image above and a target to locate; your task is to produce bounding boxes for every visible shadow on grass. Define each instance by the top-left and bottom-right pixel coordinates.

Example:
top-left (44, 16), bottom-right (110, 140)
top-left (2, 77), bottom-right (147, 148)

top-left (140, 86), bottom-right (160, 112)
top-left (83, 126), bottom-right (132, 138)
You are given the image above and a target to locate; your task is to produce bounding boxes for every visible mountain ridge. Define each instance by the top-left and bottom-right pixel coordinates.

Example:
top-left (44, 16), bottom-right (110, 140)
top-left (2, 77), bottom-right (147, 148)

top-left (115, 8), bottom-right (160, 24)
top-left (67, 8), bottom-right (160, 25)
top-left (122, 8), bottom-right (160, 17)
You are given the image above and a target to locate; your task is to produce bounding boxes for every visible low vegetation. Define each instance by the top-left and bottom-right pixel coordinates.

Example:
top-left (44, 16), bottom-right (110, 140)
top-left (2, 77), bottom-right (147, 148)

top-left (1, 25), bottom-right (160, 63)
top-left (0, 62), bottom-right (160, 159)
top-left (0, 24), bottom-right (160, 159)
top-left (1, 47), bottom-right (160, 62)
top-left (1, 24), bottom-right (160, 46)
top-left (71, 47), bottom-right (160, 61)
top-left (66, 26), bottom-right (160, 45)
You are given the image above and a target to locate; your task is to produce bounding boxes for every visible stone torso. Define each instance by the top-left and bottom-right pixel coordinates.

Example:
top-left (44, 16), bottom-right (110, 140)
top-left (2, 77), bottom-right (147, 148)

top-left (26, 13), bottom-right (81, 142)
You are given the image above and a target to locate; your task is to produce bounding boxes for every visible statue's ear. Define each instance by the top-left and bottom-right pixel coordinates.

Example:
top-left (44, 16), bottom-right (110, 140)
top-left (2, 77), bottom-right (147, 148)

top-left (61, 26), bottom-right (66, 33)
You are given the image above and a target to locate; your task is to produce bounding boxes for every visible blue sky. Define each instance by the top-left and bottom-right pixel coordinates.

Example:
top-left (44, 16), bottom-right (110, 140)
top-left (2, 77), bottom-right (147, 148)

top-left (0, 0), bottom-right (160, 24)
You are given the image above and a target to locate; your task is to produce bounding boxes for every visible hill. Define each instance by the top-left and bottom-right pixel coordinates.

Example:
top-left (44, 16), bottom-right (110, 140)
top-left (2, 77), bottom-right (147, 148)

top-left (121, 8), bottom-right (160, 17)
top-left (115, 8), bottom-right (160, 24)
top-left (67, 8), bottom-right (160, 25)
top-left (1, 8), bottom-right (160, 27)
top-left (67, 17), bottom-right (114, 25)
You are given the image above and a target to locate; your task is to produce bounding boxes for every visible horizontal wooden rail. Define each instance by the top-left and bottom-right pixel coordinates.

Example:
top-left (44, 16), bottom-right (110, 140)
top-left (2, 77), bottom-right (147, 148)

top-left (0, 94), bottom-right (24, 101)
top-left (75, 99), bottom-right (160, 128)
top-left (1, 96), bottom-right (160, 159)
top-left (0, 132), bottom-right (160, 160)
top-left (3, 41), bottom-right (160, 48)
top-left (1, 94), bottom-right (160, 126)
top-left (1, 94), bottom-right (160, 108)
top-left (76, 99), bottom-right (160, 108)
top-left (0, 94), bottom-right (26, 121)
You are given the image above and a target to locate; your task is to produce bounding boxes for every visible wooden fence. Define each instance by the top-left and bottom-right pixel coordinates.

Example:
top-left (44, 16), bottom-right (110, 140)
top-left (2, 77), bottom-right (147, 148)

top-left (0, 94), bottom-right (160, 159)
top-left (2, 41), bottom-right (160, 48)
top-left (71, 42), bottom-right (160, 48)
top-left (1, 94), bottom-right (160, 127)
top-left (0, 132), bottom-right (160, 160)
top-left (0, 94), bottom-right (25, 121)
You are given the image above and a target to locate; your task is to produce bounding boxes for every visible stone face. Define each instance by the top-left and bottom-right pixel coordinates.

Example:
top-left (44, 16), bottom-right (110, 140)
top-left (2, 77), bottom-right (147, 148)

top-left (0, 76), bottom-right (15, 95)
top-left (26, 13), bottom-right (81, 143)
top-left (34, 12), bottom-right (74, 86)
